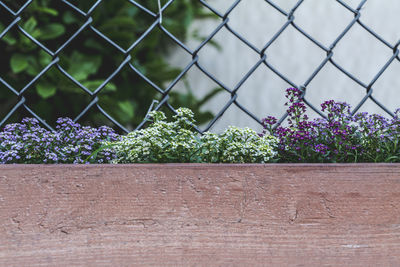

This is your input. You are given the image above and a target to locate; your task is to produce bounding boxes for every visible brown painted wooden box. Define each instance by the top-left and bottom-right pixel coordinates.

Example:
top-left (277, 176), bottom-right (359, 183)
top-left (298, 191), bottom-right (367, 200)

top-left (1, 164), bottom-right (400, 266)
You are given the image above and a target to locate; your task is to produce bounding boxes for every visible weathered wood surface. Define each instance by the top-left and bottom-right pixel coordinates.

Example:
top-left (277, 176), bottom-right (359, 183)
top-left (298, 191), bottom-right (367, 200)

top-left (0, 164), bottom-right (400, 266)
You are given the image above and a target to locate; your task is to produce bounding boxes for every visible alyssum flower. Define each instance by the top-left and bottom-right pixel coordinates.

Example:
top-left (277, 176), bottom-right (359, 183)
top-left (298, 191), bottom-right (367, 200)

top-left (261, 88), bottom-right (400, 163)
top-left (0, 118), bottom-right (120, 164)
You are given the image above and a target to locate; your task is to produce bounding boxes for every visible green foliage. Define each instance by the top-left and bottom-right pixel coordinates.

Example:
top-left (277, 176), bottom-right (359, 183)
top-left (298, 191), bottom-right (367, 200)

top-left (10, 53), bottom-right (29, 73)
top-left (0, 0), bottom-right (219, 129)
top-left (108, 108), bottom-right (278, 163)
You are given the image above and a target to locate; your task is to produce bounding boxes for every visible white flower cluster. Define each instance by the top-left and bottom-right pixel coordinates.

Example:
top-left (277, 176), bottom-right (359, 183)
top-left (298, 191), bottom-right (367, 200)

top-left (199, 126), bottom-right (278, 163)
top-left (108, 108), bottom-right (198, 163)
top-left (109, 108), bottom-right (278, 163)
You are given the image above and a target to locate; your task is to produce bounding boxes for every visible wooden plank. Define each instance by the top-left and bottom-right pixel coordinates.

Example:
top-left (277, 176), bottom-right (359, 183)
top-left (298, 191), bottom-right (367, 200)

top-left (0, 164), bottom-right (400, 266)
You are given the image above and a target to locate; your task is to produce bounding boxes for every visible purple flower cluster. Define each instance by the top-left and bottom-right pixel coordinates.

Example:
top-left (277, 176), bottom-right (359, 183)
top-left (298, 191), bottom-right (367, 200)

top-left (0, 118), bottom-right (120, 164)
top-left (261, 88), bottom-right (400, 163)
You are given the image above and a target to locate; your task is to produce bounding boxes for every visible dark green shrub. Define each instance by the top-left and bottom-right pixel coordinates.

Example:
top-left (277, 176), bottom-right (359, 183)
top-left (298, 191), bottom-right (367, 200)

top-left (0, 0), bottom-right (219, 130)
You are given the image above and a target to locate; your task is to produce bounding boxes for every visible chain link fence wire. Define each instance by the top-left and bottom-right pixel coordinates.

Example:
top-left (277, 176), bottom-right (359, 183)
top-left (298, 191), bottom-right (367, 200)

top-left (0, 0), bottom-right (399, 134)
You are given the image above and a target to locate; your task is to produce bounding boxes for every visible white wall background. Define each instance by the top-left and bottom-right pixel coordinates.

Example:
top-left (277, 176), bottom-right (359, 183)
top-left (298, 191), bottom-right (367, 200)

top-left (168, 0), bottom-right (400, 132)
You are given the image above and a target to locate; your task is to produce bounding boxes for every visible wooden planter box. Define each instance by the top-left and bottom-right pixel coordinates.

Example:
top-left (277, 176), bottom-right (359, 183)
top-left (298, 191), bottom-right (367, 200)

top-left (1, 164), bottom-right (400, 266)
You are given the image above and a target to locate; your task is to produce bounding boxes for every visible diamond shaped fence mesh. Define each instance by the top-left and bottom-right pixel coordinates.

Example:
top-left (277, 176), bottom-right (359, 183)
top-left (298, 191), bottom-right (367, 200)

top-left (0, 0), bottom-right (399, 134)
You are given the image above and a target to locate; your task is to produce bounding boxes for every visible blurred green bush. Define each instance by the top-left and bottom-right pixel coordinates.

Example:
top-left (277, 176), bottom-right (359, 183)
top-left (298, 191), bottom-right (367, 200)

top-left (0, 0), bottom-right (220, 131)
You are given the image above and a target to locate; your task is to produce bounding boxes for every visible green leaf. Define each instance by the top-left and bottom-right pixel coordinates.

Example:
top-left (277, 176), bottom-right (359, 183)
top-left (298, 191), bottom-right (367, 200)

top-left (10, 54), bottom-right (29, 73)
top-left (98, 17), bottom-right (137, 32)
top-left (23, 17), bottom-right (37, 33)
top-left (39, 50), bottom-right (52, 66)
top-left (2, 35), bottom-right (17, 45)
top-left (36, 83), bottom-right (57, 99)
top-left (63, 11), bottom-right (78, 24)
top-left (25, 56), bottom-right (41, 75)
top-left (84, 39), bottom-right (104, 50)
top-left (34, 7), bottom-right (59, 16)
top-left (103, 83), bottom-right (117, 92)
top-left (38, 24), bottom-right (65, 40)
top-left (82, 80), bottom-right (116, 92)
top-left (67, 51), bottom-right (102, 81)
top-left (30, 29), bottom-right (42, 39)
top-left (0, 22), bottom-right (16, 44)
top-left (385, 156), bottom-right (400, 162)
top-left (126, 6), bottom-right (139, 17)
top-left (118, 101), bottom-right (135, 119)
top-left (183, 3), bottom-right (194, 27)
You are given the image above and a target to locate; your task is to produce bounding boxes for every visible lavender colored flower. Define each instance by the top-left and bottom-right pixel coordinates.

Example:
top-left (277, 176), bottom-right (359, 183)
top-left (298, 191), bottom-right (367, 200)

top-left (260, 88), bottom-right (400, 163)
top-left (0, 118), bottom-right (120, 164)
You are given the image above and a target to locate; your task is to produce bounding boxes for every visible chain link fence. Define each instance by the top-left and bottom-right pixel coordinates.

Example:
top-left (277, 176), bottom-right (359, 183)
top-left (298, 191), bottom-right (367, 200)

top-left (0, 0), bottom-right (399, 133)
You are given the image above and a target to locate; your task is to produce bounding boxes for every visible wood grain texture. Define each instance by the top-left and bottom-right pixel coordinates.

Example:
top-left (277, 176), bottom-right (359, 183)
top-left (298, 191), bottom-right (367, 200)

top-left (0, 164), bottom-right (400, 266)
